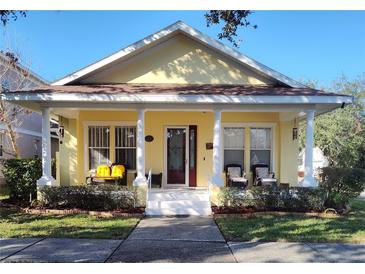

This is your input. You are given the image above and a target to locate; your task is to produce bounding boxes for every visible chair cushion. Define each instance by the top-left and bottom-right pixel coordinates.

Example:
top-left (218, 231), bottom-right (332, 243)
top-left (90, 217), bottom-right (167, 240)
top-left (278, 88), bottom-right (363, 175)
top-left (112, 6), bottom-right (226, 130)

top-left (96, 165), bottom-right (111, 177)
top-left (227, 167), bottom-right (241, 178)
top-left (111, 165), bottom-right (125, 177)
top-left (256, 167), bottom-right (269, 178)
top-left (231, 177), bottom-right (248, 183)
top-left (261, 178), bottom-right (277, 183)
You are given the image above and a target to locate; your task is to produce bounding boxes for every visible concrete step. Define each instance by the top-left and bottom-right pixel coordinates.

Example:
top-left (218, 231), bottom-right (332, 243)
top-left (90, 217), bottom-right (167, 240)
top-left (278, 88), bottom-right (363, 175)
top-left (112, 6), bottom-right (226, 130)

top-left (145, 189), bottom-right (212, 216)
top-left (148, 192), bottom-right (210, 202)
top-left (147, 200), bottom-right (211, 209)
top-left (145, 207), bottom-right (212, 216)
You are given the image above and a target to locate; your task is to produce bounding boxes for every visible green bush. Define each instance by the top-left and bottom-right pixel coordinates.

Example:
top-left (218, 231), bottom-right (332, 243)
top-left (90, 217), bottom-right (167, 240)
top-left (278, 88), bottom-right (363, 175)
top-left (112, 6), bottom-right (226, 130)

top-left (320, 167), bottom-right (365, 210)
top-left (218, 186), bottom-right (326, 212)
top-left (2, 159), bottom-right (41, 202)
top-left (39, 185), bottom-right (137, 210)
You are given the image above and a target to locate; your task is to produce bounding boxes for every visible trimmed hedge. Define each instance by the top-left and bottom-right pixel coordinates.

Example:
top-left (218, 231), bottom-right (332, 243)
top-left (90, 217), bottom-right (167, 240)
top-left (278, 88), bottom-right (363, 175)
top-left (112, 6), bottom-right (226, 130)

top-left (320, 167), bottom-right (365, 210)
top-left (2, 159), bottom-right (41, 202)
top-left (39, 185), bottom-right (137, 210)
top-left (218, 186), bottom-right (326, 212)
top-left (2, 158), bottom-right (57, 203)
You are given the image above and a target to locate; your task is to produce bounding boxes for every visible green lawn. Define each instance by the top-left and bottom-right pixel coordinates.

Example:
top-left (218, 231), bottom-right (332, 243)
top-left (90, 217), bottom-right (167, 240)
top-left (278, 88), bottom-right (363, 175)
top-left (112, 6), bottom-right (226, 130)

top-left (0, 206), bottom-right (140, 239)
top-left (215, 199), bottom-right (365, 243)
top-left (0, 184), bottom-right (140, 239)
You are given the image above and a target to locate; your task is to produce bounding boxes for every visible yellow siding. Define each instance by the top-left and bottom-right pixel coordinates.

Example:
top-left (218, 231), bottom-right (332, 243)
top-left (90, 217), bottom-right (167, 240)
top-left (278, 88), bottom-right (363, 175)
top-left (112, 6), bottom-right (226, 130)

top-left (58, 110), bottom-right (302, 187)
top-left (82, 35), bottom-right (273, 86)
top-left (279, 120), bottom-right (299, 186)
top-left (59, 117), bottom-right (78, 186)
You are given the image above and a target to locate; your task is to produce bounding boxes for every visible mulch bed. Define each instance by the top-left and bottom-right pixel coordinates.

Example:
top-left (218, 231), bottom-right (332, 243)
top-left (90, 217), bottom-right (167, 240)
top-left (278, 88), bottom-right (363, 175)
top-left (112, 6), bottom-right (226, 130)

top-left (212, 206), bottom-right (340, 218)
top-left (0, 200), bottom-right (144, 217)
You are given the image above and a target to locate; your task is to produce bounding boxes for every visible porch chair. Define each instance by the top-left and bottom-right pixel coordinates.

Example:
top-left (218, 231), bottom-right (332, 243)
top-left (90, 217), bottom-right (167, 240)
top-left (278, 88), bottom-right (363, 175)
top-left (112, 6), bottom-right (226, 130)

top-left (254, 165), bottom-right (277, 187)
top-left (225, 164), bottom-right (248, 189)
top-left (87, 164), bottom-right (127, 185)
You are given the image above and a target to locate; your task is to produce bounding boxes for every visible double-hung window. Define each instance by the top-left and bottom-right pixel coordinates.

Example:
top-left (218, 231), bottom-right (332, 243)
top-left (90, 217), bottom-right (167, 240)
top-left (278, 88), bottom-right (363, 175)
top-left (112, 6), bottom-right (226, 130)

top-left (88, 126), bottom-right (110, 169)
top-left (250, 128), bottom-right (272, 168)
top-left (223, 127), bottom-right (245, 168)
top-left (115, 126), bottom-right (136, 170)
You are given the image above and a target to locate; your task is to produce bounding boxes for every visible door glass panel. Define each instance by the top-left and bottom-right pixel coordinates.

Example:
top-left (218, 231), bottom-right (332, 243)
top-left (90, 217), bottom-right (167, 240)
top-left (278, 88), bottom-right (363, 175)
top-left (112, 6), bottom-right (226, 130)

top-left (167, 128), bottom-right (186, 185)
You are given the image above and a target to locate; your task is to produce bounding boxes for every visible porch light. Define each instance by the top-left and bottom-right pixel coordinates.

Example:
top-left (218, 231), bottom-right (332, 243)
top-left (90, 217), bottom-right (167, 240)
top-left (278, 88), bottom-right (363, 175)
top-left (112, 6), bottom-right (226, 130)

top-left (293, 118), bottom-right (298, 140)
top-left (59, 125), bottom-right (65, 144)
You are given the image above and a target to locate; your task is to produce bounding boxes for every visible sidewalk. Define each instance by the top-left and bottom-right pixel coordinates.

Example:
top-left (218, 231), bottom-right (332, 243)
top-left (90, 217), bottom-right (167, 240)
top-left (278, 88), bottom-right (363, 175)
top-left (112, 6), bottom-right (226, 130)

top-left (1, 216), bottom-right (365, 263)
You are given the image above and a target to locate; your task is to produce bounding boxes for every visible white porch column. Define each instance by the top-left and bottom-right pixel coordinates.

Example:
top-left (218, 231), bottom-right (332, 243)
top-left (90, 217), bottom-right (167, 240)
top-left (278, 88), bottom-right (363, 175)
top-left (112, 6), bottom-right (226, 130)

top-left (37, 107), bottom-right (56, 186)
top-left (133, 109), bottom-right (147, 186)
top-left (211, 109), bottom-right (224, 186)
top-left (302, 109), bottom-right (318, 187)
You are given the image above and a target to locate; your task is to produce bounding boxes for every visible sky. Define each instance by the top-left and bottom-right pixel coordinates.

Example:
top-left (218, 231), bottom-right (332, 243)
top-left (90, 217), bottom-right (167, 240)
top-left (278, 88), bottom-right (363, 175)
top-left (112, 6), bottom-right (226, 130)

top-left (1, 10), bottom-right (364, 87)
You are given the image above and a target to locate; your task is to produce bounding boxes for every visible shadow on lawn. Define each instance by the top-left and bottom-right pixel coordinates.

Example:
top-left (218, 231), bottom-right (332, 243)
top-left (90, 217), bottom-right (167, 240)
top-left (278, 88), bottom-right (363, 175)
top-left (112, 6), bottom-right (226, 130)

top-left (0, 206), bottom-right (139, 239)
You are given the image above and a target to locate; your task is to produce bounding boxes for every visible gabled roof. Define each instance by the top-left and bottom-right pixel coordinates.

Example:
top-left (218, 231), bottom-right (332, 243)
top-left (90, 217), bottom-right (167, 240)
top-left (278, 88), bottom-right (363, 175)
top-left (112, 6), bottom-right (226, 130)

top-left (52, 21), bottom-right (306, 88)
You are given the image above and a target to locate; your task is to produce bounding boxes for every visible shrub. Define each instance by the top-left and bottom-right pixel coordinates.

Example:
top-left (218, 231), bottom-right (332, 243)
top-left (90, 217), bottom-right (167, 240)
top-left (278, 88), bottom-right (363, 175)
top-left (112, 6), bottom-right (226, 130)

top-left (39, 185), bottom-right (137, 210)
top-left (320, 167), bottom-right (365, 210)
top-left (217, 186), bottom-right (326, 212)
top-left (2, 158), bottom-right (41, 202)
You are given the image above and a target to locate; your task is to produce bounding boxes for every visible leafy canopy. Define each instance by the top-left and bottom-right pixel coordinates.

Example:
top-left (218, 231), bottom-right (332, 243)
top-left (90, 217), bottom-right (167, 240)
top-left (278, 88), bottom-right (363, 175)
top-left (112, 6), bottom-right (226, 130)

top-left (300, 75), bottom-right (365, 169)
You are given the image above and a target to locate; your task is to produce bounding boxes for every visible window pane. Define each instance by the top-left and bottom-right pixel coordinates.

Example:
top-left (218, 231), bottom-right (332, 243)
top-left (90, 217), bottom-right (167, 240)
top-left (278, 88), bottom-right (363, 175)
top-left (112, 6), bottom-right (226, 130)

top-left (224, 127), bottom-right (245, 149)
top-left (224, 150), bottom-right (244, 168)
top-left (189, 127), bottom-right (196, 169)
top-left (115, 148), bottom-right (136, 169)
top-left (250, 150), bottom-right (270, 167)
top-left (250, 128), bottom-right (271, 149)
top-left (89, 148), bottom-right (109, 169)
top-left (115, 127), bottom-right (136, 148)
top-left (88, 126), bottom-right (110, 169)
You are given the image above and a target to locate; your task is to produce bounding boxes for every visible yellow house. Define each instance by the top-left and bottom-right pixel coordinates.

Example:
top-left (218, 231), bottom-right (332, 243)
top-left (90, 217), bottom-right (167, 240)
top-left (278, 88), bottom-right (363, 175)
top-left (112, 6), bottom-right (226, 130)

top-left (3, 21), bottom-right (352, 215)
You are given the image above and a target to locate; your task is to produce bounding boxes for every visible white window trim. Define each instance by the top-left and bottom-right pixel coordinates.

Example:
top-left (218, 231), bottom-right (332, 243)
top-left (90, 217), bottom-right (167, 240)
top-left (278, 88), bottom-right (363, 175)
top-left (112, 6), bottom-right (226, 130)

top-left (222, 122), bottom-right (276, 174)
top-left (250, 127), bottom-right (273, 171)
top-left (223, 127), bottom-right (245, 170)
top-left (163, 125), bottom-right (189, 188)
top-left (115, 126), bottom-right (137, 170)
top-left (83, 121), bottom-right (136, 177)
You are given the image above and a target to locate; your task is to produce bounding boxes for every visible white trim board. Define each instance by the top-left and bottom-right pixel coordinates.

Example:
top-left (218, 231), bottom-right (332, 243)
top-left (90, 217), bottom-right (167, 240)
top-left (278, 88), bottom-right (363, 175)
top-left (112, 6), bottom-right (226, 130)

top-left (2, 92), bottom-right (353, 105)
top-left (163, 125), bottom-right (189, 188)
top-left (51, 21), bottom-right (305, 88)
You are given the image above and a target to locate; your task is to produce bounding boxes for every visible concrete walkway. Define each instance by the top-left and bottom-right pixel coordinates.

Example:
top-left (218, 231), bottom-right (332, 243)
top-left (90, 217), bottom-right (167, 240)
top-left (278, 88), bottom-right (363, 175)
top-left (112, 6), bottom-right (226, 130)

top-left (1, 216), bottom-right (365, 263)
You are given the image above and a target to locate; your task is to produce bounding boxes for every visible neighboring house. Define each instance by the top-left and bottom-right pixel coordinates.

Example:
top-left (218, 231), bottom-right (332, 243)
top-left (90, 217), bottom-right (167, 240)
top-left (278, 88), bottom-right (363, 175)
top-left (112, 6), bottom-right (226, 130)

top-left (2, 21), bottom-right (352, 214)
top-left (0, 53), bottom-right (59, 184)
top-left (298, 147), bottom-right (329, 181)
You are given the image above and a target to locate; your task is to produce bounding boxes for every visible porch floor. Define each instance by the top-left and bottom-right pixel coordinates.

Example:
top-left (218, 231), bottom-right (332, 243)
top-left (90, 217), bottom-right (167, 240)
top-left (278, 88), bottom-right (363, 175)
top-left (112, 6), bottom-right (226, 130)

top-left (146, 188), bottom-right (212, 216)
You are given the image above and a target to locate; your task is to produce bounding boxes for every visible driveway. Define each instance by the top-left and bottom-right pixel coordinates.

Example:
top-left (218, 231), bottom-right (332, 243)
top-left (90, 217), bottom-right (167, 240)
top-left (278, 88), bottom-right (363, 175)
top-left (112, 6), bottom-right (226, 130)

top-left (1, 216), bottom-right (365, 263)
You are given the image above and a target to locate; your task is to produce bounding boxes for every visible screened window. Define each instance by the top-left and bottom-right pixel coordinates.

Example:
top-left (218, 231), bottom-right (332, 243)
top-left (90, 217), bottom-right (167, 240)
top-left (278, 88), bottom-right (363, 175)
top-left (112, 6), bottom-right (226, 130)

top-left (88, 126), bottom-right (110, 169)
top-left (224, 127), bottom-right (245, 169)
top-left (250, 128), bottom-right (272, 168)
top-left (115, 126), bottom-right (136, 170)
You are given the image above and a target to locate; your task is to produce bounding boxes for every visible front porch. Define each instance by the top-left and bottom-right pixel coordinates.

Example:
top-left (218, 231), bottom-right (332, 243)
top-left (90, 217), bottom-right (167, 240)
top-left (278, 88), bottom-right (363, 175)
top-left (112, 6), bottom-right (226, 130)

top-left (35, 106), bottom-right (318, 190)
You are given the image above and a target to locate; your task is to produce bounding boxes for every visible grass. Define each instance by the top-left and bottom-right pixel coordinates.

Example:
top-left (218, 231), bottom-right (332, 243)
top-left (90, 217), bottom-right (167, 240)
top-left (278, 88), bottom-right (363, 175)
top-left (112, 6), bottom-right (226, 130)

top-left (0, 206), bottom-right (140, 239)
top-left (215, 199), bottom-right (365, 244)
top-left (0, 184), bottom-right (140, 239)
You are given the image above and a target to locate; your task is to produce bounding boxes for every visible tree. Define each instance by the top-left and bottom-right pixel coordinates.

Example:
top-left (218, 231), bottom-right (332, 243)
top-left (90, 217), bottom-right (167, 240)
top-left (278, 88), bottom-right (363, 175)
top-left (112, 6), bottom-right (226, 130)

top-left (0, 50), bottom-right (33, 158)
top-left (205, 10), bottom-right (256, 47)
top-left (299, 75), bottom-right (365, 169)
top-left (0, 11), bottom-right (27, 26)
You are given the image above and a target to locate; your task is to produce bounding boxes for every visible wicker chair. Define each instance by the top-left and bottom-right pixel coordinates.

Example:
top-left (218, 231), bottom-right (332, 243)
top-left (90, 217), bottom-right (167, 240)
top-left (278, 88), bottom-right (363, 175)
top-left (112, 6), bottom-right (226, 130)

top-left (225, 164), bottom-right (248, 189)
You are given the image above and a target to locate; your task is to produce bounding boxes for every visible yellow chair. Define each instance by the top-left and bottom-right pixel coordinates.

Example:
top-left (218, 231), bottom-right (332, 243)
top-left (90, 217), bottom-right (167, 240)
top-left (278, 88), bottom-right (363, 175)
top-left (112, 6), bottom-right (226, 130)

top-left (87, 164), bottom-right (127, 185)
top-left (96, 165), bottom-right (111, 177)
top-left (111, 165), bottom-right (125, 178)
